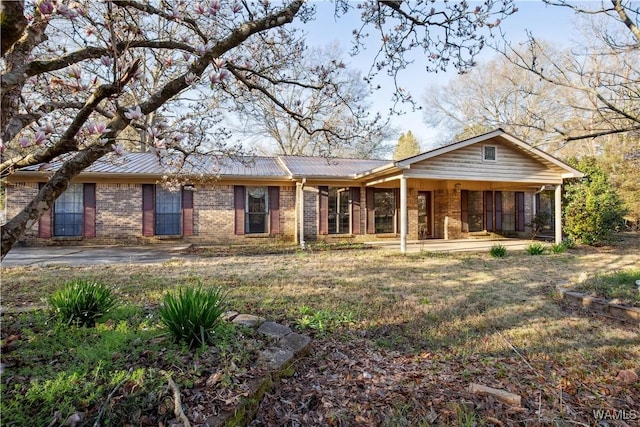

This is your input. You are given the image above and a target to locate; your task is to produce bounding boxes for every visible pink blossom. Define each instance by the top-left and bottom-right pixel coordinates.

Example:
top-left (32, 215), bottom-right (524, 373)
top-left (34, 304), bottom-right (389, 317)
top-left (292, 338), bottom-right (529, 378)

top-left (100, 55), bottom-right (112, 67)
top-left (112, 143), bottom-right (125, 155)
top-left (197, 44), bottom-right (208, 55)
top-left (19, 137), bottom-right (30, 148)
top-left (213, 57), bottom-right (226, 69)
top-left (208, 0), bottom-right (221, 15)
top-left (124, 106), bottom-right (144, 120)
top-left (185, 72), bottom-right (197, 85)
top-left (173, 133), bottom-right (185, 142)
top-left (132, 66), bottom-right (143, 80)
top-left (38, 0), bottom-right (55, 15)
top-left (98, 138), bottom-right (109, 146)
top-left (232, 2), bottom-right (242, 13)
top-left (68, 64), bottom-right (82, 80)
top-left (87, 122), bottom-right (110, 134)
top-left (0, 142), bottom-right (5, 153)
top-left (195, 3), bottom-right (206, 14)
top-left (39, 121), bottom-right (54, 134)
top-left (182, 52), bottom-right (191, 62)
top-left (56, 3), bottom-right (78, 19)
top-left (34, 131), bottom-right (48, 146)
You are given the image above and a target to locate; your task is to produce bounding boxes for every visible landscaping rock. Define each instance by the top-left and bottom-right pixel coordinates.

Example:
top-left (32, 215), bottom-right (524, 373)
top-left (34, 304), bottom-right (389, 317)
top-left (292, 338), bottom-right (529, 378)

top-left (232, 314), bottom-right (265, 328)
top-left (222, 310), bottom-right (239, 322)
top-left (616, 369), bottom-right (639, 385)
top-left (257, 321), bottom-right (292, 338)
top-left (260, 347), bottom-right (294, 370)
top-left (279, 332), bottom-right (312, 355)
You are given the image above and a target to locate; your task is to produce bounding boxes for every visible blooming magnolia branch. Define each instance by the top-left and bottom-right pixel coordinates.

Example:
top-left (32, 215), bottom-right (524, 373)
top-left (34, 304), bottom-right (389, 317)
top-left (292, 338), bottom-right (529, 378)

top-left (1, 41), bottom-right (196, 91)
top-left (111, 0), bottom-right (208, 43)
top-left (1, 0), bottom-right (306, 258)
top-left (0, 59), bottom-right (140, 177)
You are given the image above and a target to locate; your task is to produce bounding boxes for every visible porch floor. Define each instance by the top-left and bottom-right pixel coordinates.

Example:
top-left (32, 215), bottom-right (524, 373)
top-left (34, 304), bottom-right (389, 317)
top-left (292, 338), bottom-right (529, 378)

top-left (364, 238), bottom-right (535, 253)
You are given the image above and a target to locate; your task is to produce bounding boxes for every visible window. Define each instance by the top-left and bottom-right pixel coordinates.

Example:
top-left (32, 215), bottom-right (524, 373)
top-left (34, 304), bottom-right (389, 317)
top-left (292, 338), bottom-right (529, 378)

top-left (501, 191), bottom-right (516, 231)
top-left (536, 190), bottom-right (555, 232)
top-left (374, 189), bottom-right (395, 233)
top-left (54, 184), bottom-right (83, 236)
top-left (328, 187), bottom-right (350, 234)
top-left (246, 186), bottom-right (268, 234)
top-left (467, 191), bottom-right (484, 232)
top-left (155, 187), bottom-right (182, 235)
top-left (483, 145), bottom-right (497, 161)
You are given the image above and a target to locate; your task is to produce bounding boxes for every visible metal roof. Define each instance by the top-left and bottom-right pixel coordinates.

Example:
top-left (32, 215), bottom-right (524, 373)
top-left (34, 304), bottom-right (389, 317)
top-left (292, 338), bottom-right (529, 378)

top-left (20, 152), bottom-right (389, 179)
top-left (278, 156), bottom-right (388, 177)
top-left (22, 152), bottom-right (290, 178)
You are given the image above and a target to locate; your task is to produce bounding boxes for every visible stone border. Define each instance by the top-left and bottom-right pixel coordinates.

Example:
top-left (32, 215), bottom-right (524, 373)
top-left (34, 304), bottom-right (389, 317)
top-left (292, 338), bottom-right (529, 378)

top-left (556, 286), bottom-right (640, 323)
top-left (206, 312), bottom-right (312, 427)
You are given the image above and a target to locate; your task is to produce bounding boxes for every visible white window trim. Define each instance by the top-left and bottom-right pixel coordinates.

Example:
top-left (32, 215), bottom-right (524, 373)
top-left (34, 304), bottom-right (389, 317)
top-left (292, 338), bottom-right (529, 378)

top-left (482, 144), bottom-right (497, 162)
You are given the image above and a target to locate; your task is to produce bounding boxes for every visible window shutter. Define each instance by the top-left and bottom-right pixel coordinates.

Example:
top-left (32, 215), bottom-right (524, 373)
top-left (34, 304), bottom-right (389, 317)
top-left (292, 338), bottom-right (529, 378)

top-left (350, 187), bottom-right (361, 235)
top-left (460, 190), bottom-right (469, 233)
top-left (83, 183), bottom-right (96, 237)
top-left (394, 188), bottom-right (400, 233)
top-left (366, 187), bottom-right (375, 234)
top-left (234, 185), bottom-right (245, 235)
top-left (484, 191), bottom-right (493, 231)
top-left (182, 187), bottom-right (194, 236)
top-left (318, 186), bottom-right (328, 235)
top-left (38, 183), bottom-right (52, 238)
top-left (269, 186), bottom-right (280, 235)
top-left (142, 184), bottom-right (154, 236)
top-left (516, 192), bottom-right (525, 232)
top-left (494, 191), bottom-right (502, 232)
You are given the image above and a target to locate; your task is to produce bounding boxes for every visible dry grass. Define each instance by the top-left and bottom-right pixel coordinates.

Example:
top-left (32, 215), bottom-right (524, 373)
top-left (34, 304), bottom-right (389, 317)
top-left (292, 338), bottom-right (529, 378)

top-left (2, 234), bottom-right (639, 424)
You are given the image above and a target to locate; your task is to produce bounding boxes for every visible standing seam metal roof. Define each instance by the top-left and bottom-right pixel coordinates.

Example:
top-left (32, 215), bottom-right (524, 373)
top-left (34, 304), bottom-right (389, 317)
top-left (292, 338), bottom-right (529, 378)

top-left (21, 152), bottom-right (388, 178)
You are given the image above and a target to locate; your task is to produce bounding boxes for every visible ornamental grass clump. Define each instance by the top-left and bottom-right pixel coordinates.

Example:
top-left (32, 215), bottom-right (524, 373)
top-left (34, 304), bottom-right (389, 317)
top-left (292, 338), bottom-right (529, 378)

top-left (159, 286), bottom-right (227, 349)
top-left (489, 244), bottom-right (507, 258)
top-left (526, 242), bottom-right (546, 255)
top-left (49, 279), bottom-right (117, 327)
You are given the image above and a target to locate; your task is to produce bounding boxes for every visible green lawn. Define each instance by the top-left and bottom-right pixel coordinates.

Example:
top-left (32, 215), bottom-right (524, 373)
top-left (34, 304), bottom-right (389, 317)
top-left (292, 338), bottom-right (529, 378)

top-left (2, 234), bottom-right (639, 425)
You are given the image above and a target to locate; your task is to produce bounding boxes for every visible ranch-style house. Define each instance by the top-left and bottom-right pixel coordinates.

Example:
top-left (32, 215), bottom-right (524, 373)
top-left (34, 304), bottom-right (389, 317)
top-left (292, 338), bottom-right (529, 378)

top-left (5, 129), bottom-right (584, 253)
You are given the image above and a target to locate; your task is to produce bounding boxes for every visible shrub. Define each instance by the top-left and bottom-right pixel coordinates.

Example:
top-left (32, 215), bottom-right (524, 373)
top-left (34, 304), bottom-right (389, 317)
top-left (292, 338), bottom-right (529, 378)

top-left (526, 242), bottom-right (545, 255)
top-left (527, 212), bottom-right (551, 240)
top-left (563, 157), bottom-right (627, 245)
top-left (159, 286), bottom-right (227, 349)
top-left (489, 244), bottom-right (507, 258)
top-left (562, 237), bottom-right (576, 249)
top-left (49, 280), bottom-right (117, 327)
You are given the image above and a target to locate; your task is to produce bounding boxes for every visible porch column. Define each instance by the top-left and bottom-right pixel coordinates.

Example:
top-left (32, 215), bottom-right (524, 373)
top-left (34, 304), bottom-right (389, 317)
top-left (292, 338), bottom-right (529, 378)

top-left (294, 182), bottom-right (300, 244)
top-left (400, 176), bottom-right (407, 253)
top-left (554, 184), bottom-right (562, 244)
top-left (299, 181), bottom-right (306, 250)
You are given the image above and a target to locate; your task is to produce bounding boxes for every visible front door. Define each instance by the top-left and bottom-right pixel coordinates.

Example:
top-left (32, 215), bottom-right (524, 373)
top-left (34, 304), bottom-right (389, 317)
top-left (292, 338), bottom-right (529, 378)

top-left (418, 191), bottom-right (432, 239)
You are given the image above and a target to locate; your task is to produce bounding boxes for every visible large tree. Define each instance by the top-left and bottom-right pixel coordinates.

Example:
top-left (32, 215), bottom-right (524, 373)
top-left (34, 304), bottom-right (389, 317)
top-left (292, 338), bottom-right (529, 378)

top-left (0, 0), bottom-right (516, 257)
top-left (392, 130), bottom-right (420, 160)
top-left (234, 43), bottom-right (393, 158)
top-left (498, 0), bottom-right (640, 144)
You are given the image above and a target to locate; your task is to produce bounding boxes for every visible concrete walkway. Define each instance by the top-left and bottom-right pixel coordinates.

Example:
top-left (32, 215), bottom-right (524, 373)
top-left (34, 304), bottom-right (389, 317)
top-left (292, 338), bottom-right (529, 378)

top-left (1, 239), bottom-right (537, 267)
top-left (1, 244), bottom-right (193, 267)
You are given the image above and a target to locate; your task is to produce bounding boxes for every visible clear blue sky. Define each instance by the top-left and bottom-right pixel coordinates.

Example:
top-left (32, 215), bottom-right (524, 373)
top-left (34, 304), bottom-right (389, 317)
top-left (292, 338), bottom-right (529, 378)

top-left (302, 1), bottom-right (583, 152)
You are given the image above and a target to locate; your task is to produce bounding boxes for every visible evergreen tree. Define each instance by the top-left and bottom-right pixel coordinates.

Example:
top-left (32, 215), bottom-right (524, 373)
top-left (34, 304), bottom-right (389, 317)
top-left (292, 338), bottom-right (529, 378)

top-left (393, 130), bottom-right (421, 160)
top-left (563, 158), bottom-right (627, 245)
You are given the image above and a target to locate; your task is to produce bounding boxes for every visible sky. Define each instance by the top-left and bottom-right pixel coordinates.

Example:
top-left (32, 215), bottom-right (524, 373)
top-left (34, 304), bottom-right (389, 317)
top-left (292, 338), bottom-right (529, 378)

top-left (301, 1), bottom-right (584, 152)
